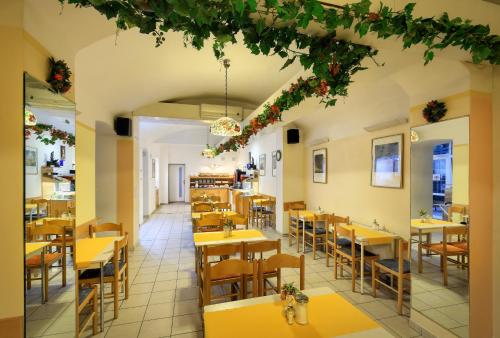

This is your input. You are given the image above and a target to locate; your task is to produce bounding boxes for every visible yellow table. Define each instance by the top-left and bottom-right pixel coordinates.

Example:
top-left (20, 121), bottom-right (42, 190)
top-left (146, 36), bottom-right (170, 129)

top-left (194, 229), bottom-right (266, 247)
top-left (339, 223), bottom-right (398, 293)
top-left (25, 241), bottom-right (51, 303)
top-left (34, 216), bottom-right (75, 226)
top-left (76, 236), bottom-right (123, 332)
top-left (191, 211), bottom-right (237, 220)
top-left (204, 287), bottom-right (391, 338)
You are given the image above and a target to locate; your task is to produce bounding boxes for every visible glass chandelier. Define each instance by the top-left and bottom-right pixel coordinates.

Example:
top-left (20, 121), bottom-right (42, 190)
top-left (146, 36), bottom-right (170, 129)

top-left (210, 59), bottom-right (241, 137)
top-left (202, 125), bottom-right (215, 158)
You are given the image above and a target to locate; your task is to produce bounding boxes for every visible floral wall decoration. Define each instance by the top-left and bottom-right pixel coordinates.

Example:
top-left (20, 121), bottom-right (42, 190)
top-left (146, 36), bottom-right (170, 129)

top-left (60, 0), bottom-right (499, 155)
top-left (25, 123), bottom-right (76, 147)
top-left (47, 57), bottom-right (72, 94)
top-left (422, 100), bottom-right (447, 123)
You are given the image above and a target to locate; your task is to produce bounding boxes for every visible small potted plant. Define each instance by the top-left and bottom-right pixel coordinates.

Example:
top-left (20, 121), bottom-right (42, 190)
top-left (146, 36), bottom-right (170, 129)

top-left (281, 283), bottom-right (298, 324)
top-left (223, 219), bottom-right (235, 238)
top-left (419, 209), bottom-right (429, 223)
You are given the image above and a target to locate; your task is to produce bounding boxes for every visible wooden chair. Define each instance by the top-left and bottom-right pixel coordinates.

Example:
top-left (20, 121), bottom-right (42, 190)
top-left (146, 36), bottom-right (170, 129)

top-left (192, 202), bottom-right (213, 212)
top-left (288, 209), bottom-right (304, 253)
top-left (258, 253), bottom-right (305, 296)
top-left (447, 205), bottom-right (466, 223)
top-left (372, 239), bottom-right (411, 314)
top-left (44, 218), bottom-right (75, 254)
top-left (201, 259), bottom-right (258, 306)
top-left (304, 214), bottom-right (329, 259)
top-left (79, 235), bottom-right (129, 319)
top-left (193, 214), bottom-right (223, 233)
top-left (333, 226), bottom-right (378, 292)
top-left (207, 195), bottom-right (221, 202)
top-left (326, 215), bottom-right (350, 267)
top-left (75, 271), bottom-right (98, 337)
top-left (27, 224), bottom-right (67, 301)
top-left (248, 195), bottom-right (265, 227)
top-left (286, 201), bottom-right (306, 211)
top-left (243, 240), bottom-right (281, 296)
top-left (198, 243), bottom-right (244, 306)
top-left (419, 226), bottom-right (468, 285)
top-left (34, 198), bottom-right (50, 219)
top-left (213, 202), bottom-right (231, 211)
top-left (90, 222), bottom-right (124, 237)
top-left (256, 199), bottom-right (276, 229)
top-left (226, 214), bottom-right (248, 230)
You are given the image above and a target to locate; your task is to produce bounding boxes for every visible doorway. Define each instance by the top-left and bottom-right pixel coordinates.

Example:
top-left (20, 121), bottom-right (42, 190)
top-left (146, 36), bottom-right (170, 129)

top-left (168, 164), bottom-right (185, 202)
top-left (142, 149), bottom-right (149, 218)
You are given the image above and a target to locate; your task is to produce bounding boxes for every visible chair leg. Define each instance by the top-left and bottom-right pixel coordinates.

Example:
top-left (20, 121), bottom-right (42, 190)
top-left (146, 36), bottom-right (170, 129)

top-left (418, 244), bottom-right (423, 273)
top-left (288, 230), bottom-right (292, 247)
top-left (397, 275), bottom-right (404, 315)
top-left (92, 291), bottom-right (98, 335)
top-left (312, 236), bottom-right (316, 260)
top-left (113, 280), bottom-right (119, 319)
top-left (44, 265), bottom-right (49, 302)
top-left (371, 262), bottom-right (377, 297)
top-left (443, 255), bottom-right (448, 286)
top-left (27, 268), bottom-right (32, 289)
top-left (125, 271), bottom-right (129, 300)
top-left (326, 243), bottom-right (330, 267)
top-left (351, 260), bottom-right (356, 292)
top-left (62, 256), bottom-right (67, 287)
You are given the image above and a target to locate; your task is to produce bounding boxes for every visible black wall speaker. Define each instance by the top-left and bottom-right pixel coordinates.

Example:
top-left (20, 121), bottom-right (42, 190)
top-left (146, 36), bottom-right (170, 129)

top-left (114, 117), bottom-right (132, 136)
top-left (287, 128), bottom-right (299, 144)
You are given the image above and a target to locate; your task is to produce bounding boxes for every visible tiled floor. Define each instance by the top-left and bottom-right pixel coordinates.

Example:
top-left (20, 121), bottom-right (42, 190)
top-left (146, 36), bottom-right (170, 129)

top-left (27, 203), bottom-right (427, 338)
top-left (411, 245), bottom-right (469, 338)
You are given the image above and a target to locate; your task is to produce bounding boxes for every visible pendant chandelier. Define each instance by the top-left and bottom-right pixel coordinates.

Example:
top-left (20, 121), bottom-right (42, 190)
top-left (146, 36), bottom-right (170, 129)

top-left (202, 125), bottom-right (215, 158)
top-left (210, 59), bottom-right (241, 137)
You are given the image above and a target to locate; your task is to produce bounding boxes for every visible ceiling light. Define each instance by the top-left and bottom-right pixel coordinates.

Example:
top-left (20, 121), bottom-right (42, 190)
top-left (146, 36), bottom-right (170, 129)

top-left (202, 125), bottom-right (216, 158)
top-left (210, 59), bottom-right (241, 137)
top-left (410, 130), bottom-right (420, 143)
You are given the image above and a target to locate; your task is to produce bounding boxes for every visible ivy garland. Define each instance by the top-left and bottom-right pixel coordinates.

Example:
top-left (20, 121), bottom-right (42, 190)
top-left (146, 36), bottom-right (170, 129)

top-left (59, 0), bottom-right (500, 155)
top-left (25, 124), bottom-right (76, 147)
top-left (422, 100), bottom-right (447, 123)
top-left (47, 57), bottom-right (72, 94)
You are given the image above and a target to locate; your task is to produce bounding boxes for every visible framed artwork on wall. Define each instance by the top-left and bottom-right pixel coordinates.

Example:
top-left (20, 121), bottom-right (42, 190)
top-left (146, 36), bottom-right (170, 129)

top-left (272, 151), bottom-right (277, 177)
top-left (371, 133), bottom-right (403, 188)
top-left (25, 147), bottom-right (38, 175)
top-left (152, 158), bottom-right (156, 179)
top-left (259, 154), bottom-right (266, 176)
top-left (60, 145), bottom-right (66, 160)
top-left (313, 148), bottom-right (327, 183)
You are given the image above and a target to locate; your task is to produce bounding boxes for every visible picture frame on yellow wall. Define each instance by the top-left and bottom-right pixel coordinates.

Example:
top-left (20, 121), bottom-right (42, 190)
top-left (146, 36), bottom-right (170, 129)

top-left (371, 134), bottom-right (403, 188)
top-left (25, 146), bottom-right (38, 175)
top-left (313, 148), bottom-right (327, 183)
top-left (259, 154), bottom-right (266, 176)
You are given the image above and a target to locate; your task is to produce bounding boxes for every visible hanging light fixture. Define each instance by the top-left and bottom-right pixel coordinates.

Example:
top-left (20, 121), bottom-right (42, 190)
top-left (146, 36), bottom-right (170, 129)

top-left (210, 59), bottom-right (241, 137)
top-left (202, 125), bottom-right (215, 158)
top-left (24, 107), bottom-right (37, 126)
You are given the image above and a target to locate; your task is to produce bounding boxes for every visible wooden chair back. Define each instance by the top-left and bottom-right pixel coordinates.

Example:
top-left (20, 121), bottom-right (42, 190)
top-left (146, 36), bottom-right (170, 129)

top-left (213, 202), bottom-right (231, 211)
top-left (91, 222), bottom-right (124, 237)
top-left (244, 240), bottom-right (281, 260)
top-left (259, 253), bottom-right (305, 291)
top-left (75, 219), bottom-right (98, 240)
top-left (114, 234), bottom-right (129, 265)
top-left (31, 224), bottom-right (66, 249)
top-left (289, 209), bottom-right (299, 219)
top-left (443, 226), bottom-right (468, 250)
top-left (207, 195), bottom-right (221, 202)
top-left (205, 242), bottom-right (243, 258)
top-left (448, 205), bottom-right (466, 222)
top-left (286, 201), bottom-right (307, 211)
top-left (192, 203), bottom-right (213, 212)
top-left (194, 214), bottom-right (223, 232)
top-left (334, 225), bottom-right (356, 257)
top-left (226, 214), bottom-right (248, 229)
top-left (331, 215), bottom-right (350, 225)
top-left (33, 198), bottom-right (50, 215)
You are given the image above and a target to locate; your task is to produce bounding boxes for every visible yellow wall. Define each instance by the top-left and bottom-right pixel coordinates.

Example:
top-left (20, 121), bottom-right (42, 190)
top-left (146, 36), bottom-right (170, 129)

top-left (452, 144), bottom-right (469, 205)
top-left (0, 3), bottom-right (25, 329)
top-left (492, 65), bottom-right (500, 338)
top-left (304, 125), bottom-right (410, 238)
top-left (76, 121), bottom-right (96, 225)
top-left (117, 138), bottom-right (137, 246)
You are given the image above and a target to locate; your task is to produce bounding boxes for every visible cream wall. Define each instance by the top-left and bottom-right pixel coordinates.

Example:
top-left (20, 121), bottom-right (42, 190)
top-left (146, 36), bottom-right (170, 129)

top-left (95, 128), bottom-right (117, 223)
top-left (304, 125), bottom-right (411, 238)
top-left (452, 144), bottom-right (469, 205)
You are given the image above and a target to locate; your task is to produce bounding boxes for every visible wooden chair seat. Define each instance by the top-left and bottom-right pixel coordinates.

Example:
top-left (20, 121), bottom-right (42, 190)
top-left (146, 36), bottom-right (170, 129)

top-left (376, 259), bottom-right (411, 274)
top-left (337, 245), bottom-right (377, 259)
top-left (423, 243), bottom-right (467, 255)
top-left (450, 242), bottom-right (468, 251)
top-left (79, 261), bottom-right (126, 280)
top-left (26, 252), bottom-right (63, 267)
top-left (305, 227), bottom-right (326, 235)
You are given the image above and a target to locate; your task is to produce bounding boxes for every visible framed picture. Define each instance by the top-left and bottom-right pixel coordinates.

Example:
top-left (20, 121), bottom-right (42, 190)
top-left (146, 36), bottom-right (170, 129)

top-left (25, 147), bottom-right (38, 175)
top-left (271, 151), bottom-right (277, 177)
top-left (313, 148), bottom-right (327, 183)
top-left (60, 145), bottom-right (66, 160)
top-left (259, 154), bottom-right (266, 176)
top-left (371, 134), bottom-right (403, 188)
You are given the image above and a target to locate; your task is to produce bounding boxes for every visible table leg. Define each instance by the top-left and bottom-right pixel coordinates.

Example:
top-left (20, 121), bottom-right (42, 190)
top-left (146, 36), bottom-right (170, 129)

top-left (418, 229), bottom-right (423, 273)
top-left (41, 247), bottom-right (45, 304)
top-left (360, 242), bottom-right (365, 294)
top-left (301, 219), bottom-right (305, 253)
top-left (99, 262), bottom-right (104, 332)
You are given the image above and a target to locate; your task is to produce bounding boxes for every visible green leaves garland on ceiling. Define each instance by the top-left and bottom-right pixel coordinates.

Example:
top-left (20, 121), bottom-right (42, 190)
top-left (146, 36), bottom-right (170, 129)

top-left (25, 124), bottom-right (76, 147)
top-left (60, 0), bottom-right (499, 155)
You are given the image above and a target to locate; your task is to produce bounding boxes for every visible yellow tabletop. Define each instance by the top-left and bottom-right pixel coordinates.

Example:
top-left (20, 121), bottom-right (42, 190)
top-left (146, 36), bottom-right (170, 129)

top-left (340, 224), bottom-right (395, 245)
top-left (191, 211), bottom-right (237, 220)
top-left (75, 237), bottom-right (121, 269)
top-left (26, 203), bottom-right (37, 209)
top-left (25, 242), bottom-right (50, 258)
top-left (34, 217), bottom-right (75, 226)
top-left (194, 229), bottom-right (265, 246)
top-left (411, 218), bottom-right (462, 230)
top-left (252, 198), bottom-right (270, 204)
top-left (298, 210), bottom-right (328, 220)
top-left (204, 292), bottom-right (381, 338)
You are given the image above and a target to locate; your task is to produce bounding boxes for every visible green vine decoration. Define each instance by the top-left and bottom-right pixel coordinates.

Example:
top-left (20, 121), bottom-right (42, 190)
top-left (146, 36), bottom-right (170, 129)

top-left (25, 124), bottom-right (76, 147)
top-left (59, 0), bottom-right (499, 155)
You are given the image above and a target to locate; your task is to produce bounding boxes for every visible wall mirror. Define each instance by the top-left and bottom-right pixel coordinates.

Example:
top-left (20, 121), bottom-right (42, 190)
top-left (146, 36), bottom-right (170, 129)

top-left (24, 73), bottom-right (76, 335)
top-left (410, 117), bottom-right (469, 335)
